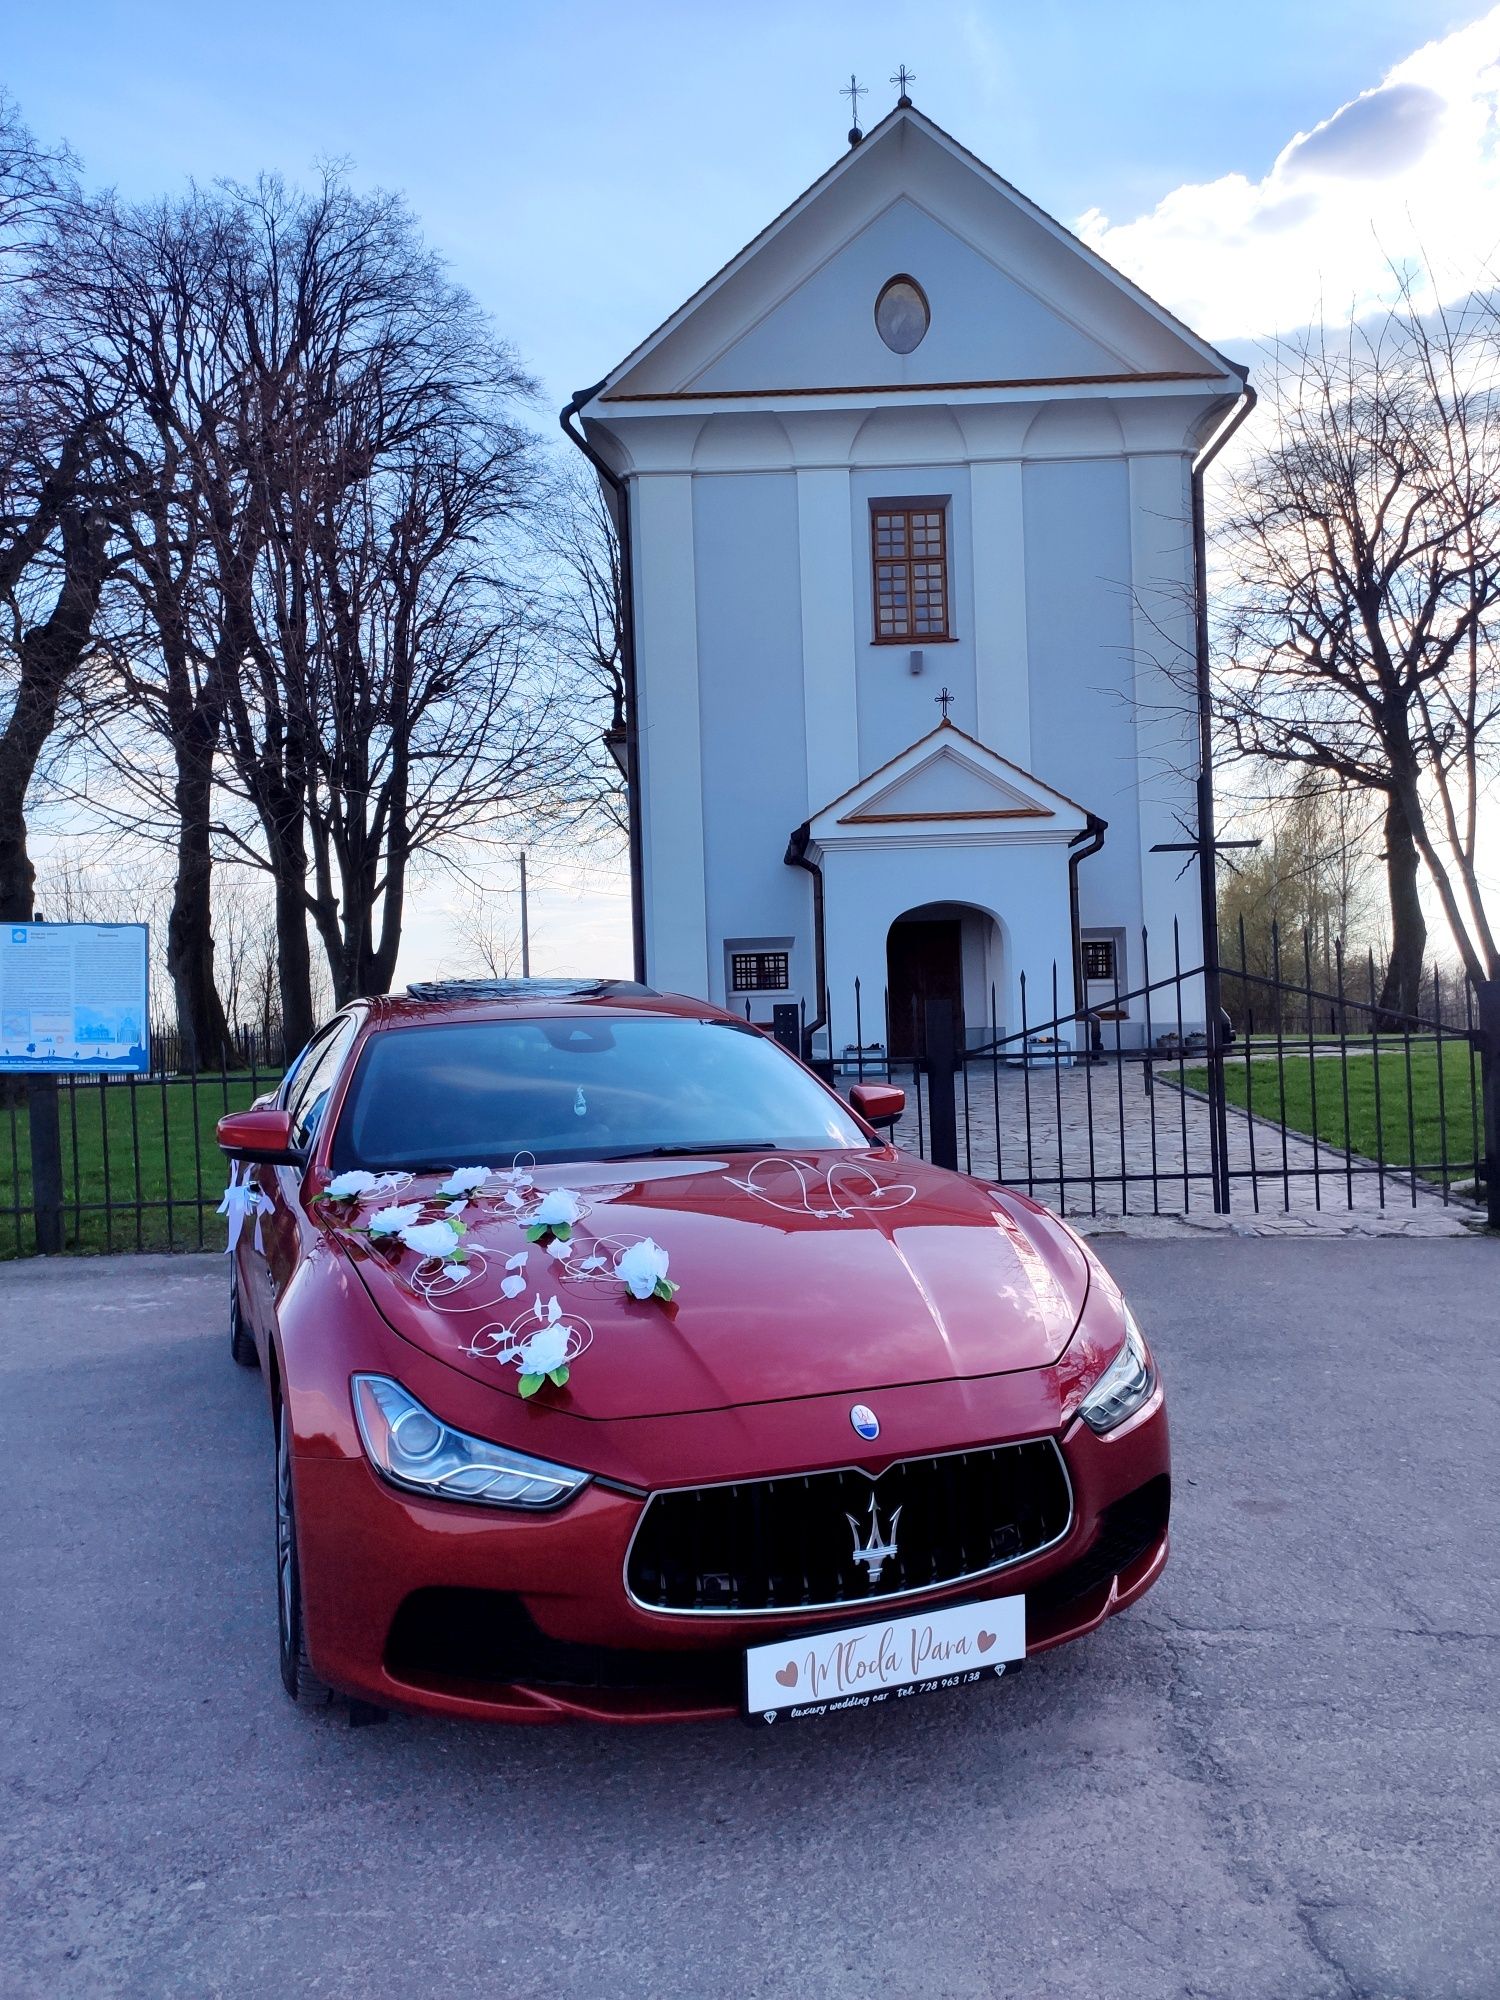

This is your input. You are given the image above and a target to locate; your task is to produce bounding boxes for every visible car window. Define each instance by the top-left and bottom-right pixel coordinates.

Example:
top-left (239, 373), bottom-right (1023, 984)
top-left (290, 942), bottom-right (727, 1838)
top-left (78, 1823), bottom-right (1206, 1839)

top-left (280, 1022), bottom-right (338, 1113)
top-left (288, 1018), bottom-right (359, 1151)
top-left (328, 1015), bottom-right (866, 1170)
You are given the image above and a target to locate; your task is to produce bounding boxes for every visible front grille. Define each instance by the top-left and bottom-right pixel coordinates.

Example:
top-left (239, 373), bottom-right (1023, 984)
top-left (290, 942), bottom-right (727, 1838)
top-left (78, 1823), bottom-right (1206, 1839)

top-left (626, 1439), bottom-right (1072, 1614)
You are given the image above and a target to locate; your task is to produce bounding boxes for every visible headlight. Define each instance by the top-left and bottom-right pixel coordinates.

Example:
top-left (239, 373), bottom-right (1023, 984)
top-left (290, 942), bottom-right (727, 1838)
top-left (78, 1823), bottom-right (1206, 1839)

top-left (1078, 1310), bottom-right (1157, 1435)
top-left (352, 1375), bottom-right (590, 1509)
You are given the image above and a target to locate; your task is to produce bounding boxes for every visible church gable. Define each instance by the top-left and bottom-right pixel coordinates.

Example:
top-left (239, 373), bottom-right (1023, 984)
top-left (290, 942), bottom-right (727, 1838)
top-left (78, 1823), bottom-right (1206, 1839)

top-left (595, 107), bottom-right (1242, 405)
top-left (808, 724), bottom-right (1092, 840)
top-left (683, 197), bottom-right (1126, 396)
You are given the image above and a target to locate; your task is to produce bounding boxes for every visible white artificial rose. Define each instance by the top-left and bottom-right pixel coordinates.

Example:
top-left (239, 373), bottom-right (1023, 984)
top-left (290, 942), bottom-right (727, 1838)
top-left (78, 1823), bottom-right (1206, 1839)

top-left (438, 1165), bottom-right (493, 1197)
top-left (325, 1170), bottom-right (378, 1200)
top-left (401, 1219), bottom-right (462, 1260)
top-left (531, 1188), bottom-right (583, 1228)
top-left (514, 1323), bottom-right (571, 1374)
top-left (616, 1237), bottom-right (670, 1301)
top-left (368, 1202), bottom-right (424, 1237)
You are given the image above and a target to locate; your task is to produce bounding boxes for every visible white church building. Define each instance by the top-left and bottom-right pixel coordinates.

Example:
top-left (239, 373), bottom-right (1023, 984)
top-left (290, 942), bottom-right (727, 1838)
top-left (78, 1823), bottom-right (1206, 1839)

top-left (566, 98), bottom-right (1249, 1057)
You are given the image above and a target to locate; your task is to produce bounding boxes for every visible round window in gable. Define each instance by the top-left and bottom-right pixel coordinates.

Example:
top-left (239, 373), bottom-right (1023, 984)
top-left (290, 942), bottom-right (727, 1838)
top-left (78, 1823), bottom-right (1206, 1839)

top-left (874, 275), bottom-right (930, 355)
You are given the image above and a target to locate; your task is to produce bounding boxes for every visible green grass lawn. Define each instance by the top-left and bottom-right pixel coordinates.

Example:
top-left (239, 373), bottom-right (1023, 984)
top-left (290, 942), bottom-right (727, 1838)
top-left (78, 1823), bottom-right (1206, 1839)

top-left (1181, 1041), bottom-right (1483, 1181)
top-left (1, 1072), bottom-right (264, 1256)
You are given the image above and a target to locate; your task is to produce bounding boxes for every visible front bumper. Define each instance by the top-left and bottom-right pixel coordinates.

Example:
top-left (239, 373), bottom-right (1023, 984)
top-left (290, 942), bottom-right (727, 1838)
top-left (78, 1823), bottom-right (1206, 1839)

top-left (293, 1385), bottom-right (1170, 1725)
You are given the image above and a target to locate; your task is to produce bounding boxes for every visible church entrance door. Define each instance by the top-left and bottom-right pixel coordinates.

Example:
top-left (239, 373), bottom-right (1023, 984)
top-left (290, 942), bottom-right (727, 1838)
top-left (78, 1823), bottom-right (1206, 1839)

top-left (887, 915), bottom-right (964, 1059)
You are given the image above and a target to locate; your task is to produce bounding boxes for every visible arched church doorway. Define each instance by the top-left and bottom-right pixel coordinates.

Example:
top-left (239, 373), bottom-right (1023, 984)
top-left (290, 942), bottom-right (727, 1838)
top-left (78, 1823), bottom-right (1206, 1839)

top-left (886, 903), bottom-right (1002, 1058)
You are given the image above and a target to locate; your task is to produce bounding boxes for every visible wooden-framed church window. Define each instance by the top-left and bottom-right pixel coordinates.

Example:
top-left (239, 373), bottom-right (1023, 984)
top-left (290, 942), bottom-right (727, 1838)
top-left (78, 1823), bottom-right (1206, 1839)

top-left (871, 501), bottom-right (951, 642)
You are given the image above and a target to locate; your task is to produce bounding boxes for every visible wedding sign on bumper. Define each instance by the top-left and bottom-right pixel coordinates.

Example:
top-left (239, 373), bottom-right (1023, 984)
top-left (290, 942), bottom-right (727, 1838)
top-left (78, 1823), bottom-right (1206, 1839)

top-left (744, 1592), bottom-right (1025, 1724)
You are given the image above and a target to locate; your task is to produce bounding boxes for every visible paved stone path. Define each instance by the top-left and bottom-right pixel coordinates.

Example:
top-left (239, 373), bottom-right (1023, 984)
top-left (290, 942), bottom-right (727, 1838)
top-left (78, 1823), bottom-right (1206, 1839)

top-left (875, 1060), bottom-right (1484, 1236)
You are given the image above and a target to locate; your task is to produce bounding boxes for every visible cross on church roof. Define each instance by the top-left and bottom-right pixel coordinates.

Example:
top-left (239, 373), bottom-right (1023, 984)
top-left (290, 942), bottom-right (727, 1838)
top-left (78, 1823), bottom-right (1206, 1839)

top-left (890, 65), bottom-right (916, 105)
top-left (840, 73), bottom-right (867, 145)
top-left (935, 686), bottom-right (954, 721)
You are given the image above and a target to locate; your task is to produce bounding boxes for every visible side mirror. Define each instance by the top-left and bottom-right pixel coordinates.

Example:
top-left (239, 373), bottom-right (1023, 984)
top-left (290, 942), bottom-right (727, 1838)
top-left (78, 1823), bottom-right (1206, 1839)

top-left (217, 1107), bottom-right (302, 1165)
top-left (849, 1082), bottom-right (906, 1129)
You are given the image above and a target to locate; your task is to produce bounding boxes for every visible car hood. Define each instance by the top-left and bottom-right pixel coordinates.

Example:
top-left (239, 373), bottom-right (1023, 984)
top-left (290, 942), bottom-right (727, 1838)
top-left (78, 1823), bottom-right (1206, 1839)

top-left (340, 1151), bottom-right (1091, 1421)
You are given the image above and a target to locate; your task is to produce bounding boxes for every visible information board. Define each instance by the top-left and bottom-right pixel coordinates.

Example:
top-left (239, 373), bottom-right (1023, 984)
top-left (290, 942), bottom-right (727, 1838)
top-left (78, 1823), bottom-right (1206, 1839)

top-left (0, 923), bottom-right (150, 1073)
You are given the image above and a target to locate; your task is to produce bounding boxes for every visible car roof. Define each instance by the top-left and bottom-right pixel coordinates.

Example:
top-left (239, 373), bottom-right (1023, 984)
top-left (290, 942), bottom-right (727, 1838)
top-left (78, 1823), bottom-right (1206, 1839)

top-left (358, 979), bottom-right (749, 1031)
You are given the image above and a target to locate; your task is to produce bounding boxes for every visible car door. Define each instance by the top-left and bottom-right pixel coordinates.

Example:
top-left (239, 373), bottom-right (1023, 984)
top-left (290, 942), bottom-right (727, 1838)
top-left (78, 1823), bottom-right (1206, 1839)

top-left (251, 1018), bottom-right (359, 1329)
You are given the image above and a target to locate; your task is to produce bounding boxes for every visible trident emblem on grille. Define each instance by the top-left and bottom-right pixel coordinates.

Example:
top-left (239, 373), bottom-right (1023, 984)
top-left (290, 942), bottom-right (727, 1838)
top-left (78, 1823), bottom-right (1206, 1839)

top-left (846, 1494), bottom-right (902, 1587)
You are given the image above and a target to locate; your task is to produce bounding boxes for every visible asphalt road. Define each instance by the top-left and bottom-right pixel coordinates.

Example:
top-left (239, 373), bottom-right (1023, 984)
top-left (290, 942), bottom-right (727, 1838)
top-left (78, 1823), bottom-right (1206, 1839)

top-left (3, 1237), bottom-right (1498, 2000)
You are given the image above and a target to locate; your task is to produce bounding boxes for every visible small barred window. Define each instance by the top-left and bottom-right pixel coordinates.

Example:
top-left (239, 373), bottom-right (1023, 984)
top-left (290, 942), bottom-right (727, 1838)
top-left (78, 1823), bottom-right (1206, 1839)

top-left (731, 951), bottom-right (790, 992)
top-left (1082, 940), bottom-right (1118, 983)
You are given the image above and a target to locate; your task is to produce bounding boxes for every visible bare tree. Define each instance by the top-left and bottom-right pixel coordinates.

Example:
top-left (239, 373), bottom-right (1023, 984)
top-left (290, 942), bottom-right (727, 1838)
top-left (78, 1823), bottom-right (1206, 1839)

top-left (1212, 291), bottom-right (1500, 1015)
top-left (1219, 768), bottom-right (1384, 1024)
top-left (0, 98), bottom-right (116, 925)
top-left (35, 182), bottom-right (285, 1062)
top-left (533, 459), bottom-right (628, 845)
top-left (442, 866), bottom-right (522, 979)
top-left (202, 172), bottom-right (564, 1008)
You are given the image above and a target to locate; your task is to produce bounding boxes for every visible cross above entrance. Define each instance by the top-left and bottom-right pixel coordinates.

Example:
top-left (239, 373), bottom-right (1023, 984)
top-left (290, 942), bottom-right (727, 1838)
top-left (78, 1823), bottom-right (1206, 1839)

top-left (935, 685), bottom-right (954, 721)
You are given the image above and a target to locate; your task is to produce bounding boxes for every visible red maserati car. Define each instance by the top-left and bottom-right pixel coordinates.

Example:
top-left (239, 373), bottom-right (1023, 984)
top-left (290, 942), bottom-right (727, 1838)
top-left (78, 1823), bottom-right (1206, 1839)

top-left (217, 979), bottom-right (1168, 1726)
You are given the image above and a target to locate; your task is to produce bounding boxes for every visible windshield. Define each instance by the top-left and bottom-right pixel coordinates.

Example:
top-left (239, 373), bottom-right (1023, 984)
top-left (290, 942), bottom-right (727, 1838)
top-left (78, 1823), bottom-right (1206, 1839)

top-left (328, 1015), bottom-right (868, 1170)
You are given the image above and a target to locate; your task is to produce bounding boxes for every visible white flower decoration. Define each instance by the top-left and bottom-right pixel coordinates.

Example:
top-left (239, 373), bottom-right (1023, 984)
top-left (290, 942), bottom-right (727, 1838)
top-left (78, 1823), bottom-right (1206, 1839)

top-left (495, 1294), bottom-right (582, 1396)
top-left (438, 1165), bottom-right (494, 1198)
top-left (401, 1218), bottom-right (464, 1261)
top-left (324, 1170), bottom-right (379, 1201)
top-left (532, 1188), bottom-right (583, 1229)
top-left (500, 1249), bottom-right (529, 1299)
top-left (512, 1322), bottom-right (571, 1374)
top-left (368, 1202), bottom-right (424, 1237)
top-left (616, 1237), bottom-right (676, 1303)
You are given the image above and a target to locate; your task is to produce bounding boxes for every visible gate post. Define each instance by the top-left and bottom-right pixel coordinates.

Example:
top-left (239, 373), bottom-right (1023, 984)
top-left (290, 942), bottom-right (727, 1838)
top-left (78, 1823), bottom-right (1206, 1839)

top-left (1477, 980), bottom-right (1500, 1229)
top-left (924, 998), bottom-right (959, 1172)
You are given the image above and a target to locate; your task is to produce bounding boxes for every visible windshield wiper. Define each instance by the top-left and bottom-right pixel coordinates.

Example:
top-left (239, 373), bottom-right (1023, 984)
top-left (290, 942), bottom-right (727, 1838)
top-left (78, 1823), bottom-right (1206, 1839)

top-left (594, 1140), bottom-right (788, 1160)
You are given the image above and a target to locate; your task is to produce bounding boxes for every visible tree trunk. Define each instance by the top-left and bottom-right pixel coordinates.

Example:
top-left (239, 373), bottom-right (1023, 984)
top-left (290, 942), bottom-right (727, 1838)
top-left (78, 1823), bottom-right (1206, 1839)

top-left (272, 851), bottom-right (316, 1051)
top-left (0, 506), bottom-right (110, 922)
top-left (167, 740), bottom-right (233, 1071)
top-left (1377, 789), bottom-right (1426, 1025)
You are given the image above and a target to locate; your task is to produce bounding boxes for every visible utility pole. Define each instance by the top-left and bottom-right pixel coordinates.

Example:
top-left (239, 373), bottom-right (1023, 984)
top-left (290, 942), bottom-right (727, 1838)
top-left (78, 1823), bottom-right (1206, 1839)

top-left (518, 853), bottom-right (531, 978)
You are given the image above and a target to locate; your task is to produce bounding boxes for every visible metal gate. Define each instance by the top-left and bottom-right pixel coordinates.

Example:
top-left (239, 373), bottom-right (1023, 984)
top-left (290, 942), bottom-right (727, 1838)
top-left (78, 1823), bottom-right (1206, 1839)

top-left (833, 924), bottom-right (1498, 1225)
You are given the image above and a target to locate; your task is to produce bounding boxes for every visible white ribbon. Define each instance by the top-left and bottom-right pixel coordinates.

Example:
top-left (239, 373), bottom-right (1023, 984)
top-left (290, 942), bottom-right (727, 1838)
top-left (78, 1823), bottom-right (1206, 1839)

top-left (217, 1162), bottom-right (270, 1256)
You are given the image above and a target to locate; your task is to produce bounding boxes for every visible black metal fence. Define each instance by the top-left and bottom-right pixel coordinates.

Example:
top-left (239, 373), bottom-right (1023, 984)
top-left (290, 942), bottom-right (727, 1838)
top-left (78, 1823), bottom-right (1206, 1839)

top-left (3, 931), bottom-right (1497, 1257)
top-left (146, 1022), bottom-right (289, 1075)
top-left (835, 923), bottom-right (1499, 1226)
top-left (1, 1058), bottom-right (282, 1258)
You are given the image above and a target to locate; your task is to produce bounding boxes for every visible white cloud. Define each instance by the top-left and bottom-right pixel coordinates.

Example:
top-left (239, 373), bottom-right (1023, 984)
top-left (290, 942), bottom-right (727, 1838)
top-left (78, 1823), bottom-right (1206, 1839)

top-left (1077, 8), bottom-right (1500, 343)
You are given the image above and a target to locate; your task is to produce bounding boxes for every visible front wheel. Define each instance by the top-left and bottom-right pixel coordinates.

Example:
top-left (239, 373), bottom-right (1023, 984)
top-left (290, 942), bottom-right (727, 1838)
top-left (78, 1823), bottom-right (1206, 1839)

top-left (275, 1404), bottom-right (329, 1705)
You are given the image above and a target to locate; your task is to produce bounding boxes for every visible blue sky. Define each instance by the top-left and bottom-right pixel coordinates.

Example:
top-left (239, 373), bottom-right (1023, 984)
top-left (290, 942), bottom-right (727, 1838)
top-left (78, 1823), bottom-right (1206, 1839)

top-left (8, 2), bottom-right (1498, 977)
top-left (4, 1), bottom-right (1485, 412)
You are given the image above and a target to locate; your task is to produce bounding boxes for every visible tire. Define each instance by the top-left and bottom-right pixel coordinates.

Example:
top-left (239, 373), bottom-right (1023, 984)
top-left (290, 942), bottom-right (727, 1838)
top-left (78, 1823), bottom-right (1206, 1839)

top-left (229, 1265), bottom-right (259, 1368)
top-left (275, 1403), bottom-right (330, 1706)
